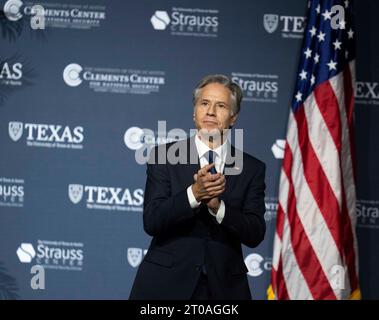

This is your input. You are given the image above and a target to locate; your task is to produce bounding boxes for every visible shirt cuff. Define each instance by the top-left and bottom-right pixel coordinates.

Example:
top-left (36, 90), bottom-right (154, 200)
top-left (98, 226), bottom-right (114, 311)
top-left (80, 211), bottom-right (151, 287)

top-left (187, 185), bottom-right (201, 209)
top-left (208, 200), bottom-right (225, 224)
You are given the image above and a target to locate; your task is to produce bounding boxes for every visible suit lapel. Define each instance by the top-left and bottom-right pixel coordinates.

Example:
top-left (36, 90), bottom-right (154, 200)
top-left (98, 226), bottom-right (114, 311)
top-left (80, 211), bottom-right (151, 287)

top-left (177, 136), bottom-right (200, 189)
top-left (222, 144), bottom-right (241, 197)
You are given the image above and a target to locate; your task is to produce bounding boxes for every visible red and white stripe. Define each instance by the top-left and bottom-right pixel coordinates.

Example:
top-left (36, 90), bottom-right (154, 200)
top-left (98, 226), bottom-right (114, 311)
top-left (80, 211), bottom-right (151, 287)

top-left (271, 62), bottom-right (360, 300)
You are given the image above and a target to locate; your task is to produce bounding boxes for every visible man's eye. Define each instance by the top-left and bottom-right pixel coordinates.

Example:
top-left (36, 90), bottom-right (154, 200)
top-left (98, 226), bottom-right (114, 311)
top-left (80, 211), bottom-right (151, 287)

top-left (201, 101), bottom-right (208, 106)
top-left (218, 104), bottom-right (226, 108)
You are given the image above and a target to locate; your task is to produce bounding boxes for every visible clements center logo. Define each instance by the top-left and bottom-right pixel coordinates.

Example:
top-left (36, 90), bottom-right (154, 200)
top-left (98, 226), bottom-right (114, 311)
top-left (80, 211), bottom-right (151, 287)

top-left (16, 240), bottom-right (84, 271)
top-left (244, 253), bottom-right (272, 277)
top-left (68, 184), bottom-right (144, 212)
top-left (124, 124), bottom-right (186, 151)
top-left (150, 7), bottom-right (219, 37)
top-left (8, 121), bottom-right (84, 149)
top-left (264, 197), bottom-right (279, 222)
top-left (3, 0), bottom-right (106, 30)
top-left (63, 63), bottom-right (165, 95)
top-left (63, 63), bottom-right (82, 87)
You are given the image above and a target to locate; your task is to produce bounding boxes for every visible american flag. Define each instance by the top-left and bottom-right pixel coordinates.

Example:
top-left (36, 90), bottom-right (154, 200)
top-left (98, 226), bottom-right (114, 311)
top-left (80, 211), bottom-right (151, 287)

top-left (269, 0), bottom-right (360, 299)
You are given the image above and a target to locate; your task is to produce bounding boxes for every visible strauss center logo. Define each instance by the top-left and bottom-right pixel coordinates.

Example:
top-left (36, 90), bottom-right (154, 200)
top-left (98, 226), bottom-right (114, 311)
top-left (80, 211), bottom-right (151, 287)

top-left (272, 139), bottom-right (286, 159)
top-left (16, 243), bottom-right (36, 263)
top-left (150, 11), bottom-right (170, 30)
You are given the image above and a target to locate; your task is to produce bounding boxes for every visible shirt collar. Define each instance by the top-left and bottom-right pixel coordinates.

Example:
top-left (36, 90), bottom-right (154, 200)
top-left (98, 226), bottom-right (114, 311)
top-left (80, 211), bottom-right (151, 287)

top-left (194, 133), bottom-right (228, 161)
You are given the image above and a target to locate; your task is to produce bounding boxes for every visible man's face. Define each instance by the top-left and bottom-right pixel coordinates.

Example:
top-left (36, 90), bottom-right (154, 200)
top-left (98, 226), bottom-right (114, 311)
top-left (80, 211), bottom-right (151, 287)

top-left (193, 83), bottom-right (238, 137)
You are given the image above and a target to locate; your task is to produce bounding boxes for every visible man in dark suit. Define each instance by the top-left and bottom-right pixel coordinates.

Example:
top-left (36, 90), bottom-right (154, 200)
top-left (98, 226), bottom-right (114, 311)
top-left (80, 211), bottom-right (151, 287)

top-left (130, 74), bottom-right (266, 300)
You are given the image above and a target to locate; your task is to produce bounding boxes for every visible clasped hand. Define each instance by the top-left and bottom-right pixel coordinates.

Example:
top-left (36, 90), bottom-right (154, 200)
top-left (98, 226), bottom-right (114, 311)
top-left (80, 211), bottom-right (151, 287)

top-left (191, 163), bottom-right (225, 213)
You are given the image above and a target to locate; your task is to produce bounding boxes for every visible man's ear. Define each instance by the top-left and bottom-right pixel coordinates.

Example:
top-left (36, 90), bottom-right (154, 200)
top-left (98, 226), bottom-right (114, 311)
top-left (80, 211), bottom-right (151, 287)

top-left (229, 113), bottom-right (238, 127)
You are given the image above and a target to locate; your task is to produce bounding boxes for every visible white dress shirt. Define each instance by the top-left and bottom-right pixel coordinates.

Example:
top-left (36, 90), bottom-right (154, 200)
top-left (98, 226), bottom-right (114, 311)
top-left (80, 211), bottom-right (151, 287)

top-left (186, 134), bottom-right (227, 224)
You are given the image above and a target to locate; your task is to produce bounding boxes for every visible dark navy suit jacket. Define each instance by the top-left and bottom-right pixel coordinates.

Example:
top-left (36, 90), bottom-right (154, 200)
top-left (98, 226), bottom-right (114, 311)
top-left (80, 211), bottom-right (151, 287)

top-left (129, 136), bottom-right (266, 300)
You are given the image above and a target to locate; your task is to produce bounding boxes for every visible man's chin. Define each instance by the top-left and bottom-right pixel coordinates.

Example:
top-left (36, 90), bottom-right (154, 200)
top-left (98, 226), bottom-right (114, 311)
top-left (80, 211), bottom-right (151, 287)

top-left (198, 128), bottom-right (220, 135)
top-left (197, 128), bottom-right (224, 142)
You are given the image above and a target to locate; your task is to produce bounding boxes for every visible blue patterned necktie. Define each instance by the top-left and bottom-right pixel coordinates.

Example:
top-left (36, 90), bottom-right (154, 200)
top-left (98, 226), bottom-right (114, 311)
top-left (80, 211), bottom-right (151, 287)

top-left (202, 150), bottom-right (217, 275)
top-left (205, 150), bottom-right (217, 174)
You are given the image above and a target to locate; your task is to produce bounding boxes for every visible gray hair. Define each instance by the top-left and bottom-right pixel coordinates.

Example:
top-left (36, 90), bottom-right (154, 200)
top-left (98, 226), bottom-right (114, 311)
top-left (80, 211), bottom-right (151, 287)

top-left (192, 74), bottom-right (243, 115)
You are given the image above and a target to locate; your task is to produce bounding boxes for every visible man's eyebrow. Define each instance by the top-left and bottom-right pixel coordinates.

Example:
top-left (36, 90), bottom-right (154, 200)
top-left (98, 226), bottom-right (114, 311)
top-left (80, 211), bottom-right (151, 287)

top-left (214, 101), bottom-right (229, 106)
top-left (200, 98), bottom-right (228, 104)
top-left (197, 98), bottom-right (230, 108)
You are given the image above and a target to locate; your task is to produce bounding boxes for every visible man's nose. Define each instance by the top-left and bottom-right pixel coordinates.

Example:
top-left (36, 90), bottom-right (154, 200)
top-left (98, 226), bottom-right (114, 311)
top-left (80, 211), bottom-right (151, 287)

top-left (206, 103), bottom-right (216, 115)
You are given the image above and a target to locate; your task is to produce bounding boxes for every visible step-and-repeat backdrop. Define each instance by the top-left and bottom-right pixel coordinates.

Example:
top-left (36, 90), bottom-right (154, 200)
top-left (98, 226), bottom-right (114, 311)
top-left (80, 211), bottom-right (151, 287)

top-left (0, 0), bottom-right (378, 299)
